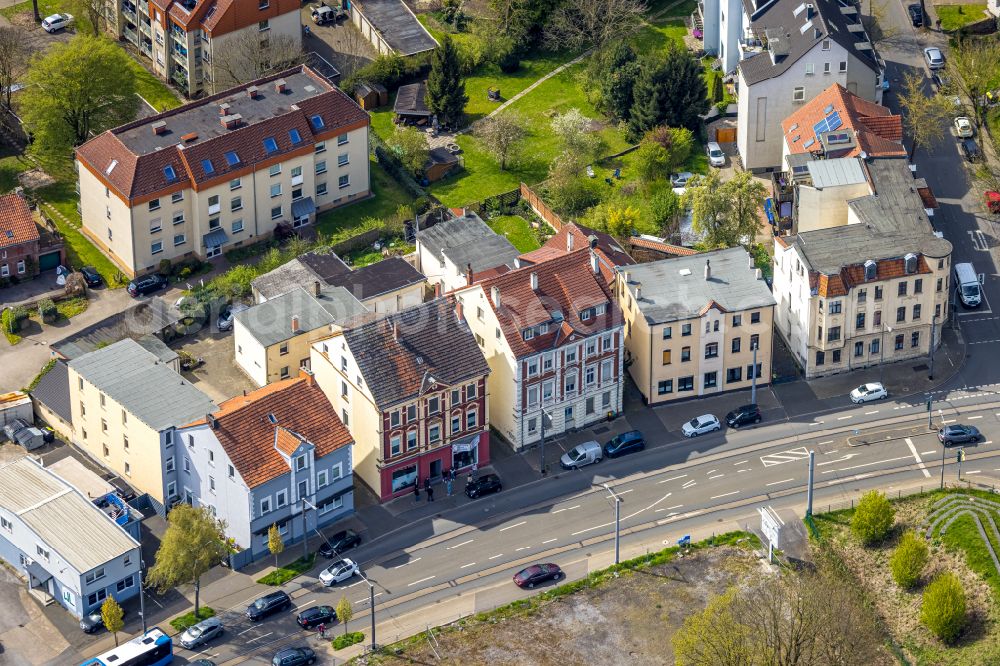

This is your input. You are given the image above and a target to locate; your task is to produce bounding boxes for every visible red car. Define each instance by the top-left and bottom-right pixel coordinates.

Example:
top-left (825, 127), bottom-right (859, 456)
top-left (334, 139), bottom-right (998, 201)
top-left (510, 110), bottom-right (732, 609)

top-left (513, 563), bottom-right (563, 589)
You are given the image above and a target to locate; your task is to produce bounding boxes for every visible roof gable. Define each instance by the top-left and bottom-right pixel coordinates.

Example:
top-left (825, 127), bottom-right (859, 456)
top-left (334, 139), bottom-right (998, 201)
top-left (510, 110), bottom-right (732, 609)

top-left (782, 84), bottom-right (904, 159)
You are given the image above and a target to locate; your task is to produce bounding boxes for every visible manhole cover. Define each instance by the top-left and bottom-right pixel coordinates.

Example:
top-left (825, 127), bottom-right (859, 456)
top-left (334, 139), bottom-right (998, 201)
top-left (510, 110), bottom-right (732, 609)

top-left (913, 364), bottom-right (928, 372)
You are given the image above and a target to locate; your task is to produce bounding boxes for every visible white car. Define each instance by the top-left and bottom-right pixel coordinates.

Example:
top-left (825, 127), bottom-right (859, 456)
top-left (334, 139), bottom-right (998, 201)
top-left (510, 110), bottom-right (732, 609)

top-left (954, 117), bottom-right (974, 138)
top-left (850, 382), bottom-right (888, 404)
top-left (559, 440), bottom-right (603, 469)
top-left (41, 12), bottom-right (73, 32)
top-left (682, 414), bottom-right (721, 437)
top-left (670, 172), bottom-right (694, 188)
top-left (706, 142), bottom-right (726, 167)
top-left (318, 557), bottom-right (359, 586)
top-left (924, 47), bottom-right (945, 70)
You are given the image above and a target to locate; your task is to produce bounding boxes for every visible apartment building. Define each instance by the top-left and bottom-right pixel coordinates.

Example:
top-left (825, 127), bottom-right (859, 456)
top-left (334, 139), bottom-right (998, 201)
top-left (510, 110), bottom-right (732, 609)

top-left (618, 248), bottom-right (776, 404)
top-left (415, 212), bottom-right (519, 292)
top-left (454, 249), bottom-right (625, 451)
top-left (75, 67), bottom-right (370, 277)
top-left (105, 0), bottom-right (302, 97)
top-left (773, 158), bottom-right (953, 378)
top-left (310, 298), bottom-right (491, 501)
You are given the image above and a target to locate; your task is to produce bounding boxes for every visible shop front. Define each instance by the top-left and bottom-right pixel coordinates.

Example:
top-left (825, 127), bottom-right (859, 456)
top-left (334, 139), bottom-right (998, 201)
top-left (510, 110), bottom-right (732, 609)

top-left (379, 431), bottom-right (491, 501)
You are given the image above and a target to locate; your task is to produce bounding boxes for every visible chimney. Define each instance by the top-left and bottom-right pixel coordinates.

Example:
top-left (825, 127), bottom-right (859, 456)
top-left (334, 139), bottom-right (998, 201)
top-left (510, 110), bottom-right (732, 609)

top-left (491, 285), bottom-right (501, 309)
top-left (755, 268), bottom-right (763, 280)
top-left (247, 85), bottom-right (259, 99)
top-left (274, 79), bottom-right (287, 93)
top-left (749, 254), bottom-right (755, 269)
top-left (455, 298), bottom-right (464, 322)
top-left (530, 272), bottom-right (538, 291)
top-left (221, 113), bottom-right (242, 130)
top-left (590, 251), bottom-right (599, 275)
top-left (219, 102), bottom-right (230, 116)
top-left (392, 320), bottom-right (399, 340)
top-left (635, 282), bottom-right (642, 300)
top-left (623, 271), bottom-right (630, 283)
top-left (298, 366), bottom-right (315, 385)
top-left (291, 315), bottom-right (300, 334)
top-left (312, 280), bottom-right (321, 297)
top-left (704, 259), bottom-right (712, 281)
top-left (434, 282), bottom-right (442, 298)
top-left (466, 262), bottom-right (474, 285)
top-left (207, 413), bottom-right (218, 429)
top-left (151, 120), bottom-right (167, 135)
top-left (567, 233), bottom-right (574, 252)
top-left (181, 131), bottom-right (198, 143)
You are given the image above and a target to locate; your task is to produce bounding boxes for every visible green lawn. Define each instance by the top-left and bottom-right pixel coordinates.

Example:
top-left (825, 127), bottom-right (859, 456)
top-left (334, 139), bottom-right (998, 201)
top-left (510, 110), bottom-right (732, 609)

top-left (127, 59), bottom-right (183, 112)
top-left (0, 0), bottom-right (62, 19)
top-left (316, 159), bottom-right (416, 236)
top-left (934, 3), bottom-right (988, 30)
top-left (168, 607), bottom-right (215, 633)
top-left (487, 215), bottom-right (540, 253)
top-left (631, 17), bottom-right (689, 54)
top-left (0, 154), bottom-right (32, 193)
top-left (257, 554), bottom-right (316, 586)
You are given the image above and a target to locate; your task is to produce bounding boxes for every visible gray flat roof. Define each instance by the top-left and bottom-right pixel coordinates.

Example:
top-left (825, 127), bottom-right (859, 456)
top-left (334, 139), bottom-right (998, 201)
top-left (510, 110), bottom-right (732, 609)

top-left (136, 335), bottom-right (179, 365)
top-left (807, 158), bottom-right (867, 188)
top-left (51, 298), bottom-right (182, 360)
top-left (419, 214), bottom-right (520, 273)
top-left (236, 286), bottom-right (367, 348)
top-left (68, 339), bottom-right (216, 431)
top-left (0, 458), bottom-right (137, 574)
top-left (354, 0), bottom-right (437, 56)
top-left (251, 258), bottom-right (319, 301)
top-left (30, 360), bottom-right (71, 424)
top-left (623, 247), bottom-right (776, 324)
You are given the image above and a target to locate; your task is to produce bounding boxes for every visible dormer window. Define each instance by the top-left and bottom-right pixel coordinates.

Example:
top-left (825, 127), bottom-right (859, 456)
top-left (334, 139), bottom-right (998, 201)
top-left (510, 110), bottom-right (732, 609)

top-left (310, 115), bottom-right (325, 130)
top-left (295, 454), bottom-right (307, 471)
top-left (904, 253), bottom-right (918, 274)
top-left (263, 137), bottom-right (278, 153)
top-left (288, 129), bottom-right (302, 144)
top-left (523, 328), bottom-right (535, 341)
top-left (225, 151), bottom-right (240, 166)
top-left (539, 322), bottom-right (549, 334)
top-left (864, 259), bottom-right (877, 281)
top-left (201, 159), bottom-right (215, 175)
top-left (164, 165), bottom-right (177, 182)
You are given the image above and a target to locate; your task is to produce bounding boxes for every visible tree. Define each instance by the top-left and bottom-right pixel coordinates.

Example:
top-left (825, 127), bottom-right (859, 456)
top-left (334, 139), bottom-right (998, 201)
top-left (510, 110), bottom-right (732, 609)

top-left (101, 596), bottom-right (125, 647)
top-left (897, 71), bottom-right (952, 158)
top-left (267, 523), bottom-right (284, 569)
top-left (544, 0), bottom-right (647, 52)
top-left (634, 141), bottom-right (670, 186)
top-left (629, 48), bottom-right (709, 139)
top-left (146, 504), bottom-right (230, 616)
top-left (212, 31), bottom-right (304, 90)
top-left (947, 38), bottom-right (1000, 133)
top-left (921, 572), bottom-right (966, 643)
top-left (487, 0), bottom-right (556, 45)
top-left (0, 28), bottom-right (27, 111)
top-left (336, 595), bottom-right (354, 635)
top-left (70, 0), bottom-right (107, 36)
top-left (851, 490), bottom-right (896, 546)
top-left (425, 35), bottom-right (468, 128)
top-left (597, 42), bottom-right (640, 122)
top-left (19, 36), bottom-right (138, 158)
top-left (387, 126), bottom-right (429, 177)
top-left (551, 108), bottom-right (604, 160)
top-left (650, 189), bottom-right (683, 236)
top-left (29, 0), bottom-right (40, 22)
top-left (474, 112), bottom-right (526, 170)
top-left (645, 126), bottom-right (695, 170)
top-left (605, 205), bottom-right (639, 243)
top-left (673, 588), bottom-right (753, 666)
top-left (890, 530), bottom-right (930, 589)
top-left (688, 170), bottom-right (766, 249)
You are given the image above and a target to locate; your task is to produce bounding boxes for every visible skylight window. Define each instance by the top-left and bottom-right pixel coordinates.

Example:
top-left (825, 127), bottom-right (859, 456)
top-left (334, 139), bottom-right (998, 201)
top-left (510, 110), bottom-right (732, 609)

top-left (310, 115), bottom-right (324, 130)
top-left (201, 159), bottom-right (215, 174)
top-left (263, 137), bottom-right (278, 153)
top-left (225, 151), bottom-right (240, 166)
top-left (105, 159), bottom-right (118, 175)
top-left (164, 165), bottom-right (177, 182)
top-left (288, 129), bottom-right (302, 144)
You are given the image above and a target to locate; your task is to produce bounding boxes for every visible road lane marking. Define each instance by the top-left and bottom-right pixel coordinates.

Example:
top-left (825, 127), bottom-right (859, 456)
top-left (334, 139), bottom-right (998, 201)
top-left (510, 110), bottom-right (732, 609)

top-left (823, 449), bottom-right (839, 455)
top-left (354, 592), bottom-right (383, 604)
top-left (246, 633), bottom-right (273, 644)
top-left (446, 539), bottom-right (474, 550)
top-left (656, 504), bottom-right (685, 512)
top-left (658, 474), bottom-right (688, 484)
top-left (817, 454), bottom-right (855, 467)
top-left (967, 470), bottom-right (982, 475)
top-left (572, 522), bottom-right (613, 536)
top-left (460, 562), bottom-right (476, 569)
top-left (821, 454), bottom-right (914, 474)
top-left (818, 441), bottom-right (834, 446)
top-left (408, 575), bottom-right (436, 587)
top-left (542, 538), bottom-right (557, 544)
top-left (293, 599), bottom-right (316, 610)
top-left (488, 554), bottom-right (503, 560)
top-left (392, 557), bottom-right (421, 569)
top-left (237, 627), bottom-right (256, 636)
top-left (922, 450), bottom-right (937, 456)
top-left (708, 474), bottom-right (725, 480)
top-left (865, 410), bottom-right (879, 415)
top-left (760, 447), bottom-right (810, 467)
top-left (515, 547), bottom-right (529, 552)
top-left (837, 415), bottom-right (853, 421)
top-left (710, 491), bottom-right (740, 500)
top-left (706, 469), bottom-right (717, 475)
top-left (737, 468), bottom-right (753, 473)
top-left (968, 415), bottom-right (983, 420)
top-left (809, 422), bottom-right (823, 427)
top-left (906, 437), bottom-right (933, 478)
top-left (766, 478), bottom-right (794, 486)
top-left (499, 521), bottom-right (527, 532)
top-left (943, 419), bottom-right (956, 424)
top-left (552, 504), bottom-right (581, 513)
top-left (682, 480), bottom-right (697, 489)
top-left (733, 460), bottom-right (749, 466)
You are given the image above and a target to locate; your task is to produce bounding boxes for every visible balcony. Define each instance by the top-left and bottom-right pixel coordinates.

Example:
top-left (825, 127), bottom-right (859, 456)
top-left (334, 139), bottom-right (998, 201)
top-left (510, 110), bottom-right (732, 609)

top-left (138, 0), bottom-right (148, 12)
top-left (122, 26), bottom-right (138, 45)
top-left (122, 6), bottom-right (137, 23)
top-left (139, 21), bottom-right (151, 37)
top-left (170, 68), bottom-right (189, 93)
top-left (172, 46), bottom-right (188, 65)
top-left (140, 41), bottom-right (152, 57)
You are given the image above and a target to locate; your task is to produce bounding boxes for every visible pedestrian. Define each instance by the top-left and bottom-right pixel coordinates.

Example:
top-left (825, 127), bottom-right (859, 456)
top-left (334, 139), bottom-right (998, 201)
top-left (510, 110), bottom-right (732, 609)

top-left (424, 477), bottom-right (431, 492)
top-left (318, 623), bottom-right (326, 639)
top-left (446, 478), bottom-right (453, 496)
top-left (414, 484), bottom-right (421, 502)
top-left (427, 485), bottom-right (435, 502)
top-left (450, 468), bottom-right (457, 482)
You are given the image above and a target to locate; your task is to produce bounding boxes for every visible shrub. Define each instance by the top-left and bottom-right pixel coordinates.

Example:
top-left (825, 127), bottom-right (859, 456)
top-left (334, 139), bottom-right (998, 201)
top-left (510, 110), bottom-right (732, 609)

top-left (168, 607), bottom-right (215, 633)
top-left (890, 531), bottom-right (929, 589)
top-left (921, 572), bottom-right (966, 643)
top-left (332, 631), bottom-right (365, 650)
top-left (850, 490), bottom-right (895, 546)
top-left (2, 308), bottom-right (18, 334)
top-left (159, 259), bottom-right (172, 274)
top-left (37, 298), bottom-right (57, 323)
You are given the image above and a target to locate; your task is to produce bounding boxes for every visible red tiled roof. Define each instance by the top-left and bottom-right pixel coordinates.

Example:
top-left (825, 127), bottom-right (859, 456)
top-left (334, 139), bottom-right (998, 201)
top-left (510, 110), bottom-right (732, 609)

top-left (190, 376), bottom-right (352, 488)
top-left (528, 223), bottom-right (636, 272)
top-left (917, 187), bottom-right (938, 209)
top-left (0, 194), bottom-right (39, 249)
top-left (811, 256), bottom-right (932, 297)
top-left (628, 237), bottom-right (698, 256)
top-left (782, 84), bottom-right (905, 159)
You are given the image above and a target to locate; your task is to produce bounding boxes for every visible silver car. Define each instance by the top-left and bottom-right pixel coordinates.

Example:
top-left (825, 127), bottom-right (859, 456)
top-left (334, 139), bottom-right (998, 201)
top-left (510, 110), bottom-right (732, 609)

top-left (559, 441), bottom-right (602, 469)
top-left (180, 616), bottom-right (224, 649)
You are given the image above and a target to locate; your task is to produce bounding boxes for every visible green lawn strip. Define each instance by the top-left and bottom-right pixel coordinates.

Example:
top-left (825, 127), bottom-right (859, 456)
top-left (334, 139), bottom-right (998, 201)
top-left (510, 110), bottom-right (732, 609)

top-left (0, 0), bottom-right (63, 19)
top-left (487, 214), bottom-right (541, 252)
top-left (333, 631), bottom-right (366, 650)
top-left (316, 159), bottom-right (415, 235)
top-left (0, 154), bottom-right (35, 193)
top-left (938, 510), bottom-right (1000, 595)
top-left (55, 295), bottom-right (88, 319)
top-left (345, 241), bottom-right (414, 267)
top-left (934, 3), bottom-right (988, 30)
top-left (257, 553), bottom-right (316, 586)
top-left (127, 59), bottom-right (183, 112)
top-left (168, 607), bottom-right (215, 633)
top-left (647, 0), bottom-right (699, 16)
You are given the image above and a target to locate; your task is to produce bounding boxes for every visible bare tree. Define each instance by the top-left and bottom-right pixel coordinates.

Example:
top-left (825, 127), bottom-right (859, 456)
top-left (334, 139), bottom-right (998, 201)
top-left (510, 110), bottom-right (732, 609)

top-left (897, 71), bottom-right (952, 157)
top-left (474, 112), bottom-right (526, 170)
top-left (864, 0), bottom-right (903, 48)
top-left (947, 38), bottom-right (1000, 134)
top-left (70, 0), bottom-right (107, 36)
top-left (0, 27), bottom-right (28, 111)
top-left (544, 0), bottom-right (647, 52)
top-left (212, 32), bottom-right (305, 90)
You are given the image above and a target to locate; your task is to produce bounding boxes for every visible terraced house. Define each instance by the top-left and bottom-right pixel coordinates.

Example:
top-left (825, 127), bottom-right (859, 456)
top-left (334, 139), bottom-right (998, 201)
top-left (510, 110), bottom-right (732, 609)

top-left (75, 66), bottom-right (370, 277)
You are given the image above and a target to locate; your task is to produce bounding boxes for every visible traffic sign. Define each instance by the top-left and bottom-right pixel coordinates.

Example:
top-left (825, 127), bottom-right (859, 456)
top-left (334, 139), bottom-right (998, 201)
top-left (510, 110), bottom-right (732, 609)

top-left (759, 506), bottom-right (783, 549)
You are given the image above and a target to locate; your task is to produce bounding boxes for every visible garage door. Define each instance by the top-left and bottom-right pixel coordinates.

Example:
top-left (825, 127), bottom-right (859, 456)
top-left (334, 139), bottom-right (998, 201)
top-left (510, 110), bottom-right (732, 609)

top-left (716, 127), bottom-right (736, 143)
top-left (38, 251), bottom-right (61, 272)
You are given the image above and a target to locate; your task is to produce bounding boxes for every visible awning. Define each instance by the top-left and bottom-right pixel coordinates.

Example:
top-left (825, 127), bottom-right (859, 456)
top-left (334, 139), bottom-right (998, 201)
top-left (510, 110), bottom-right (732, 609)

top-left (292, 197), bottom-right (316, 219)
top-left (452, 434), bottom-right (480, 454)
top-left (203, 228), bottom-right (228, 248)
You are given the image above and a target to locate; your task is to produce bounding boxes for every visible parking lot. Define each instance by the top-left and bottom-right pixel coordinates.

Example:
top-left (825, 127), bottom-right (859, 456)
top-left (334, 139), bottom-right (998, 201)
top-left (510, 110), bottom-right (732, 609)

top-left (300, 4), bottom-right (379, 80)
top-left (170, 327), bottom-right (256, 404)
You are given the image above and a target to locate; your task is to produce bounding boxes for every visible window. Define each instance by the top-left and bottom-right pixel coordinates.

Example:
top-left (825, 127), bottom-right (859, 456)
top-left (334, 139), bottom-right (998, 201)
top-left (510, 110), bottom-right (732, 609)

top-left (731, 337), bottom-right (741, 354)
top-left (829, 301), bottom-right (842, 314)
top-left (311, 114), bottom-right (325, 130)
top-left (662, 326), bottom-right (672, 339)
top-left (232, 219), bottom-right (244, 233)
top-left (316, 160), bottom-right (327, 175)
top-left (429, 396), bottom-right (440, 414)
top-left (732, 314), bottom-right (742, 327)
top-left (911, 331), bottom-right (920, 348)
top-left (823, 62), bottom-right (831, 74)
top-left (173, 233), bottom-right (186, 246)
top-left (895, 334), bottom-right (904, 351)
top-left (467, 382), bottom-right (477, 399)
top-left (407, 405), bottom-right (417, 422)
top-left (827, 326), bottom-right (841, 342)
top-left (338, 153), bottom-right (349, 167)
top-left (276, 490), bottom-right (288, 508)
top-left (102, 443), bottom-right (109, 457)
top-left (705, 342), bottom-right (718, 358)
top-left (316, 182), bottom-right (328, 196)
top-left (793, 87), bottom-right (805, 101)
top-left (209, 218), bottom-right (221, 231)
top-left (543, 353), bottom-right (554, 372)
top-left (913, 304), bottom-right (922, 320)
top-left (855, 311), bottom-right (866, 332)
top-left (727, 367), bottom-right (742, 383)
top-left (36, 544), bottom-right (50, 562)
top-left (750, 311), bottom-right (761, 324)
top-left (171, 191), bottom-right (183, 204)
top-left (271, 205), bottom-right (282, 220)
top-left (0, 516), bottom-right (11, 533)
top-left (149, 217), bottom-right (162, 234)
top-left (586, 339), bottom-right (597, 356)
top-left (565, 372), bottom-right (577, 393)
top-left (542, 381), bottom-right (554, 401)
top-left (914, 278), bottom-right (923, 294)
top-left (832, 350), bottom-right (841, 363)
top-left (936, 303), bottom-right (942, 318)
top-left (527, 385), bottom-right (539, 407)
top-left (805, 63), bottom-right (815, 75)
top-left (231, 196), bottom-right (242, 211)
top-left (937, 277), bottom-right (943, 292)
top-left (292, 187), bottom-right (303, 201)
top-left (822, 39), bottom-right (831, 50)
top-left (315, 141), bottom-right (326, 153)
top-left (855, 341), bottom-right (864, 357)
top-left (228, 464), bottom-right (235, 479)
top-left (406, 430), bottom-right (417, 450)
top-left (123, 434), bottom-right (129, 452)
top-left (566, 347), bottom-right (577, 364)
top-left (390, 411), bottom-right (401, 428)
top-left (662, 349), bottom-right (672, 365)
top-left (898, 282), bottom-right (907, 297)
top-left (678, 376), bottom-right (694, 392)
top-left (209, 476), bottom-right (216, 493)
top-left (816, 351), bottom-right (825, 366)
top-left (337, 133), bottom-right (348, 145)
top-left (658, 380), bottom-right (673, 395)
top-left (681, 346), bottom-right (691, 362)
top-left (230, 178), bottom-right (241, 190)
top-left (390, 435), bottom-right (401, 456)
top-left (874, 310), bottom-right (882, 326)
top-left (340, 380), bottom-right (348, 398)
top-left (704, 371), bottom-right (717, 389)
top-left (172, 210), bottom-right (185, 226)
top-left (682, 323), bottom-right (692, 336)
top-left (116, 575), bottom-right (135, 593)
top-left (263, 137), bottom-right (278, 154)
top-left (839, 61), bottom-right (847, 72)
top-left (270, 183), bottom-right (281, 198)
top-left (87, 590), bottom-right (107, 608)
top-left (260, 496), bottom-right (272, 514)
top-left (858, 289), bottom-right (867, 303)
top-left (149, 198), bottom-right (160, 211)
top-left (338, 175), bottom-right (350, 189)
top-left (258, 19), bottom-right (269, 31)
top-left (871, 339), bottom-right (880, 355)
top-left (896, 306), bottom-right (905, 323)
top-left (85, 568), bottom-right (106, 584)
top-left (747, 363), bottom-right (762, 379)
top-left (875, 286), bottom-right (883, 300)
top-left (225, 151), bottom-right (240, 166)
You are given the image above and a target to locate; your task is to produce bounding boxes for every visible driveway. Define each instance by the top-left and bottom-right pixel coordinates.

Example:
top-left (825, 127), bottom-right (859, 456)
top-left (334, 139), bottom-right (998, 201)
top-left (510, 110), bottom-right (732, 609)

top-left (170, 327), bottom-right (256, 403)
top-left (301, 6), bottom-right (378, 80)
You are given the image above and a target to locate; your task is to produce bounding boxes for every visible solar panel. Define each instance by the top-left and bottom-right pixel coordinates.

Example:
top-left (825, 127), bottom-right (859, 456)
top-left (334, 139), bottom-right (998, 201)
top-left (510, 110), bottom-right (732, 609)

top-left (826, 112), bottom-right (843, 131)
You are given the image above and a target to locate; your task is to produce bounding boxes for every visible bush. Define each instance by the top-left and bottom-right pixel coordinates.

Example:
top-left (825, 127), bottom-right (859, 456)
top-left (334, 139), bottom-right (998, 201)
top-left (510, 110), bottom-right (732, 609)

top-left (168, 607), bottom-right (215, 633)
top-left (37, 298), bottom-right (57, 323)
top-left (159, 259), bottom-right (171, 274)
top-left (850, 490), bottom-right (895, 546)
top-left (547, 178), bottom-right (602, 216)
top-left (2, 308), bottom-right (18, 334)
top-left (890, 531), bottom-right (930, 589)
top-left (332, 631), bottom-right (366, 650)
top-left (257, 553), bottom-right (316, 586)
top-left (921, 572), bottom-right (966, 643)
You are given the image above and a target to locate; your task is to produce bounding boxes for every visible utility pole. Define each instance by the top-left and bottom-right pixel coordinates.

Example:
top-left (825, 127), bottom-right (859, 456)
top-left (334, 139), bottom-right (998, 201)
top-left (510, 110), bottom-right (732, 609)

top-left (927, 395), bottom-right (933, 429)
top-left (805, 450), bottom-right (815, 517)
top-left (602, 483), bottom-right (624, 564)
top-left (355, 570), bottom-right (378, 653)
top-left (929, 314), bottom-right (939, 380)
top-left (751, 341), bottom-right (758, 404)
top-left (139, 559), bottom-right (147, 634)
top-left (940, 442), bottom-right (947, 489)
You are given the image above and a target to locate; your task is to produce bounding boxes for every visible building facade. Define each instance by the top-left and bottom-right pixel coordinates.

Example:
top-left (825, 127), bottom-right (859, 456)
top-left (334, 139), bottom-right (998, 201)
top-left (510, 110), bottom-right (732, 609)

top-left (75, 67), bottom-right (370, 277)
top-left (0, 193), bottom-right (64, 282)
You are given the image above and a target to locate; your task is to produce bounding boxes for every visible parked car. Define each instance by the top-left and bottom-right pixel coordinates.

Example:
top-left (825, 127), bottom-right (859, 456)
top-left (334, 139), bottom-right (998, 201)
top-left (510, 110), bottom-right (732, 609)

top-left (272, 647), bottom-right (316, 666)
top-left (849, 382), bottom-right (887, 404)
top-left (954, 116), bottom-right (975, 138)
top-left (670, 172), bottom-right (694, 187)
top-left (246, 591), bottom-right (291, 621)
top-left (318, 558), bottom-right (358, 586)
top-left (962, 137), bottom-right (983, 162)
top-left (310, 5), bottom-right (337, 23)
top-left (127, 273), bottom-right (168, 297)
top-left (80, 608), bottom-right (127, 633)
top-left (682, 414), bottom-right (721, 437)
top-left (513, 563), bottom-right (563, 589)
top-left (217, 303), bottom-right (249, 331)
top-left (559, 440), bottom-right (603, 469)
top-left (603, 430), bottom-right (645, 458)
top-left (79, 266), bottom-right (103, 288)
top-left (907, 3), bottom-right (922, 26)
top-left (296, 605), bottom-right (337, 629)
top-left (938, 424), bottom-right (981, 445)
top-left (725, 404), bottom-right (761, 428)
top-left (318, 529), bottom-right (361, 557)
top-left (465, 473), bottom-right (502, 498)
top-left (706, 142), bottom-right (726, 167)
top-left (41, 12), bottom-right (73, 31)
top-left (924, 47), bottom-right (945, 70)
top-left (180, 617), bottom-right (224, 650)
top-left (932, 72), bottom-right (950, 89)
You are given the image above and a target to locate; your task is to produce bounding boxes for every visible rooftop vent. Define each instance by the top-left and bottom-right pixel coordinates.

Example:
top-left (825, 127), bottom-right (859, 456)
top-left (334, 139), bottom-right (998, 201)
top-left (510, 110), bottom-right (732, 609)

top-left (219, 102), bottom-right (230, 116)
top-left (181, 131), bottom-right (198, 143)
top-left (247, 85), bottom-right (259, 99)
top-left (679, 268), bottom-right (692, 276)
top-left (221, 113), bottom-right (242, 130)
top-left (151, 120), bottom-right (168, 135)
top-left (275, 79), bottom-right (287, 93)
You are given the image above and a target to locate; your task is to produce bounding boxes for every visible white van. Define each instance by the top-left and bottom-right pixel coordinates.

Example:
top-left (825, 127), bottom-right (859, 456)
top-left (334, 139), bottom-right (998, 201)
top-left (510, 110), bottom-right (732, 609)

top-left (954, 262), bottom-right (982, 308)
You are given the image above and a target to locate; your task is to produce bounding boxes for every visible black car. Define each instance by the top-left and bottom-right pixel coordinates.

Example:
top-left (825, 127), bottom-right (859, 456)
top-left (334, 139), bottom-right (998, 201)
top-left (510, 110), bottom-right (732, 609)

top-left (513, 563), bottom-right (563, 589)
top-left (907, 3), bottom-right (923, 26)
top-left (962, 138), bottom-right (983, 162)
top-left (603, 430), bottom-right (645, 458)
top-left (938, 424), bottom-right (981, 445)
top-left (127, 273), bottom-right (168, 297)
top-left (246, 591), bottom-right (291, 621)
top-left (465, 473), bottom-right (502, 499)
top-left (725, 404), bottom-right (762, 428)
top-left (296, 605), bottom-right (337, 629)
top-left (272, 647), bottom-right (316, 666)
top-left (80, 608), bottom-right (127, 633)
top-left (318, 529), bottom-right (361, 558)
top-left (80, 266), bottom-right (103, 287)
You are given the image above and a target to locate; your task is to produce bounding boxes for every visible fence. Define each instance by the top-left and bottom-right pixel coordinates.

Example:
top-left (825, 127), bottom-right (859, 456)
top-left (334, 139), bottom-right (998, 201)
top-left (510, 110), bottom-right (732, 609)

top-left (369, 132), bottom-right (427, 200)
top-left (520, 182), bottom-right (564, 231)
top-left (462, 187), bottom-right (520, 218)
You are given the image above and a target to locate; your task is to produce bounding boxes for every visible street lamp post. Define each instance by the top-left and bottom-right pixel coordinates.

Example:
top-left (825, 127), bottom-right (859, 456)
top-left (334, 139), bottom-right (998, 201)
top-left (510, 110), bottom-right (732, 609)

top-left (355, 570), bottom-right (378, 653)
top-left (601, 483), bottom-right (624, 564)
top-left (301, 498), bottom-right (318, 560)
top-left (929, 314), bottom-right (939, 380)
top-left (139, 558), bottom-right (147, 634)
top-left (879, 324), bottom-right (892, 384)
top-left (750, 341), bottom-right (758, 405)
top-left (539, 409), bottom-right (552, 476)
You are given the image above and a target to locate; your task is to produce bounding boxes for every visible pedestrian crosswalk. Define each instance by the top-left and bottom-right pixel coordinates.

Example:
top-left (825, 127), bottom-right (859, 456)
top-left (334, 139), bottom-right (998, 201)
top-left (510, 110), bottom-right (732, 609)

top-left (760, 447), bottom-right (810, 467)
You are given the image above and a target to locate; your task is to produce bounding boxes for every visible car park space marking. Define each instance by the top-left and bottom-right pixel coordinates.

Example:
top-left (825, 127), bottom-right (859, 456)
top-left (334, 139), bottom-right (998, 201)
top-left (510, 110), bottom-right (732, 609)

top-left (408, 576), bottom-right (436, 587)
top-left (737, 468), bottom-right (753, 473)
top-left (347, 580), bottom-right (365, 588)
top-left (446, 539), bottom-right (474, 550)
top-left (905, 438), bottom-right (932, 478)
top-left (760, 447), bottom-right (811, 467)
top-left (542, 538), bottom-right (558, 544)
top-left (237, 627), bottom-right (256, 636)
top-left (821, 454), bottom-right (914, 474)
top-left (708, 474), bottom-right (725, 480)
top-left (822, 449), bottom-right (839, 455)
top-left (865, 410), bottom-right (880, 415)
top-left (293, 599), bottom-right (317, 610)
top-left (246, 632), bottom-right (273, 644)
top-left (392, 557), bottom-right (421, 569)
top-left (499, 521), bottom-right (527, 532)
top-left (682, 480), bottom-right (697, 489)
top-left (710, 491), bottom-right (740, 500)
top-left (733, 460), bottom-right (749, 466)
top-left (488, 554), bottom-right (503, 560)
top-left (766, 478), bottom-right (795, 486)
top-left (706, 469), bottom-right (717, 475)
top-left (968, 415), bottom-right (983, 420)
top-left (552, 504), bottom-right (580, 514)
top-left (659, 474), bottom-right (688, 484)
top-left (818, 441), bottom-right (834, 446)
top-left (460, 562), bottom-right (477, 569)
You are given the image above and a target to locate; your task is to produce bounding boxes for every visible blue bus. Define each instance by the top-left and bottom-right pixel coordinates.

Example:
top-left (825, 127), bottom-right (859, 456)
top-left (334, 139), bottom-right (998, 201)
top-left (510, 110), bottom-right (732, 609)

top-left (79, 627), bottom-right (172, 666)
